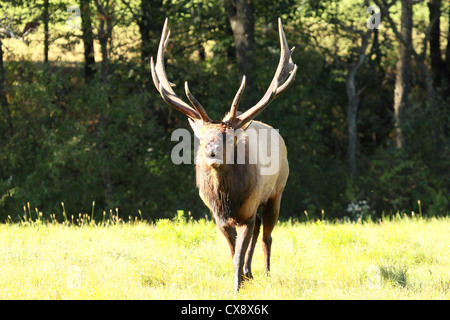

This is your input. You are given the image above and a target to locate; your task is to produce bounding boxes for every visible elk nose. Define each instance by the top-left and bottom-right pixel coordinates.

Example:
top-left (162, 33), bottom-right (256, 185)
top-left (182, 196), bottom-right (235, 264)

top-left (205, 142), bottom-right (218, 157)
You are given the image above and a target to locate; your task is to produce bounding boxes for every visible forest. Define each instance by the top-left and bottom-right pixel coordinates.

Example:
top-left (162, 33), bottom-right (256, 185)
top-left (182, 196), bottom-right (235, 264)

top-left (0, 0), bottom-right (449, 222)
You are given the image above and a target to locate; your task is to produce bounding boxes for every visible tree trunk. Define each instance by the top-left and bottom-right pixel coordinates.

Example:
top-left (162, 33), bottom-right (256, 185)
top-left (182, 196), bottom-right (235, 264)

top-left (346, 75), bottom-right (359, 179)
top-left (43, 0), bottom-right (49, 64)
top-left (224, 0), bottom-right (257, 104)
top-left (376, 0), bottom-right (441, 155)
top-left (428, 0), bottom-right (442, 87)
top-left (346, 31), bottom-right (372, 179)
top-left (416, 59), bottom-right (440, 155)
top-left (98, 20), bottom-right (108, 84)
top-left (445, 8), bottom-right (450, 87)
top-left (80, 0), bottom-right (96, 80)
top-left (95, 0), bottom-right (115, 208)
top-left (0, 38), bottom-right (13, 138)
top-left (393, 0), bottom-right (412, 149)
top-left (96, 113), bottom-right (114, 207)
top-left (138, 0), bottom-right (163, 65)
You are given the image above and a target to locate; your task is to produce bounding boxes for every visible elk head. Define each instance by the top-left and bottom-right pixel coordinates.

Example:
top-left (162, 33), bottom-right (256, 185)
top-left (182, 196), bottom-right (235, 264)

top-left (150, 18), bottom-right (297, 170)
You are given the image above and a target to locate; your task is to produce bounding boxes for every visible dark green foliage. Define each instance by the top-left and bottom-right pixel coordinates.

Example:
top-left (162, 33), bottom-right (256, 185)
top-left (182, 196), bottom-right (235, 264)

top-left (0, 1), bottom-right (448, 222)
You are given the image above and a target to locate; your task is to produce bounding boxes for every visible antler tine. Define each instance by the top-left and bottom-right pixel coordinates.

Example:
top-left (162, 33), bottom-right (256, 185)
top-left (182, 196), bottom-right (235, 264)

top-left (234, 18), bottom-right (297, 129)
top-left (185, 82), bottom-right (211, 122)
top-left (151, 18), bottom-right (207, 121)
top-left (228, 75), bottom-right (246, 125)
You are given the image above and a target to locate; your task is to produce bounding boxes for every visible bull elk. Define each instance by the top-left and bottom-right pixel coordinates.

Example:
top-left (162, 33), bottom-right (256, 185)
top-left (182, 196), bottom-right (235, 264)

top-left (151, 18), bottom-right (297, 291)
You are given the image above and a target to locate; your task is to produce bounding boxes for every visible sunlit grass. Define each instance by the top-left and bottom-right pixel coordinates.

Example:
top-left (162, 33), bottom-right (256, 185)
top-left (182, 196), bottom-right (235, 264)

top-left (0, 211), bottom-right (449, 299)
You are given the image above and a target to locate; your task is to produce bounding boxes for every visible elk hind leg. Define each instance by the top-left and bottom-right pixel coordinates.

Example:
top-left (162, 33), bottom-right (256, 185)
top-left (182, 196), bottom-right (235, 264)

top-left (243, 214), bottom-right (261, 279)
top-left (261, 196), bottom-right (281, 276)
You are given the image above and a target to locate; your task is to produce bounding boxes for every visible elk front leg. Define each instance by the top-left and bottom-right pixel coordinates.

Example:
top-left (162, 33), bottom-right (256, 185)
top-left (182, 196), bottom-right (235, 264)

top-left (217, 222), bottom-right (237, 259)
top-left (233, 217), bottom-right (255, 292)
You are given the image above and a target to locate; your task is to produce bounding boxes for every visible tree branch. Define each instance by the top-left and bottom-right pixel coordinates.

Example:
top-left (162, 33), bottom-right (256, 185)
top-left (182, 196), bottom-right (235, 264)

top-left (374, 0), bottom-right (438, 61)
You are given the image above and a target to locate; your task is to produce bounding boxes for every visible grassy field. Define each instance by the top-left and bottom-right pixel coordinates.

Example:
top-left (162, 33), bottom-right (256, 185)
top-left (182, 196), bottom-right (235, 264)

top-left (0, 212), bottom-right (449, 300)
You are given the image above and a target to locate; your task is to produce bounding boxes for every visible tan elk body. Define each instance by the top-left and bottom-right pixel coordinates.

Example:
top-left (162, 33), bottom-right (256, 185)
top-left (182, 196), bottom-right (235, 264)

top-left (151, 18), bottom-right (297, 291)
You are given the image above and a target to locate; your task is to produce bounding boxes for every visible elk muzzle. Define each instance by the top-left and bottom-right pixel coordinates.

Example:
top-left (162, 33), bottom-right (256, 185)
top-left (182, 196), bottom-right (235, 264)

top-left (204, 140), bottom-right (223, 167)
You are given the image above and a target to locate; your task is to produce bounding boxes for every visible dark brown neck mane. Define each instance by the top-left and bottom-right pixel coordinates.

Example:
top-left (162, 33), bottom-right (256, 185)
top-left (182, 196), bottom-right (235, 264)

top-left (196, 162), bottom-right (258, 224)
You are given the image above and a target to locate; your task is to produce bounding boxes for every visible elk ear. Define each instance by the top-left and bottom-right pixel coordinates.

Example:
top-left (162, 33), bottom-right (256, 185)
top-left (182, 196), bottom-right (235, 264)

top-left (188, 118), bottom-right (203, 139)
top-left (240, 120), bottom-right (253, 131)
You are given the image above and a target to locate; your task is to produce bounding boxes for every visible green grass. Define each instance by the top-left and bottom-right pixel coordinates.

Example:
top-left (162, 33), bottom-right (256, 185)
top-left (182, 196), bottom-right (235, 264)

top-left (0, 212), bottom-right (449, 299)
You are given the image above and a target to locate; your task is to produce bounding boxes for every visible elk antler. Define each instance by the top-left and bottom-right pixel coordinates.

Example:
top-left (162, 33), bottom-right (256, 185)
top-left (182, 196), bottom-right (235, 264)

top-left (151, 18), bottom-right (211, 123)
top-left (231, 18), bottom-right (298, 129)
top-left (227, 76), bottom-right (246, 126)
